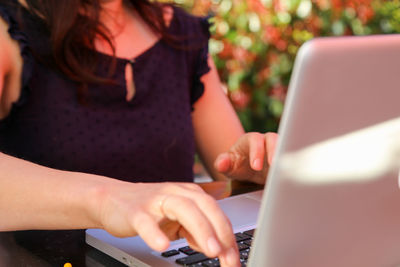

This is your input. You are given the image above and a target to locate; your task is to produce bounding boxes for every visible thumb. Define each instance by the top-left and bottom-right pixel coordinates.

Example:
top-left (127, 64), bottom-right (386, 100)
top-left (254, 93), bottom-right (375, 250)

top-left (214, 153), bottom-right (233, 174)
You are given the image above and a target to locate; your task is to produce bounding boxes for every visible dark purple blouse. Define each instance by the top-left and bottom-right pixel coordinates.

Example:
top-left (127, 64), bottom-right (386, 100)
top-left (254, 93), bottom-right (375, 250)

top-left (0, 2), bottom-right (211, 183)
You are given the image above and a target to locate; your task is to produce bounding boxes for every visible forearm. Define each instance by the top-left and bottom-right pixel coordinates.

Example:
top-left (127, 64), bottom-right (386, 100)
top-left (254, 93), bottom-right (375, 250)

top-left (192, 58), bottom-right (245, 181)
top-left (0, 146), bottom-right (242, 266)
top-left (0, 152), bottom-right (107, 231)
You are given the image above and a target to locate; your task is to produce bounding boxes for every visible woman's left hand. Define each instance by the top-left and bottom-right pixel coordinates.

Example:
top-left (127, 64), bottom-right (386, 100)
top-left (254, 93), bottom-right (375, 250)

top-left (214, 132), bottom-right (278, 184)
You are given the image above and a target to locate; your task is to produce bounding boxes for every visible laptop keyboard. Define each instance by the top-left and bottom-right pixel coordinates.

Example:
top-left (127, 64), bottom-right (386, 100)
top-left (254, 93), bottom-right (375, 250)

top-left (161, 229), bottom-right (255, 267)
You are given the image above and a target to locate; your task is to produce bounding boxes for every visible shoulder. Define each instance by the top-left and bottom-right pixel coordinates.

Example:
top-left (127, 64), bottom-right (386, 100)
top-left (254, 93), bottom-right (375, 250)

top-left (162, 5), bottom-right (174, 27)
top-left (0, 1), bottom-right (28, 45)
top-left (0, 1), bottom-right (33, 119)
top-left (166, 5), bottom-right (211, 41)
top-left (0, 14), bottom-right (12, 72)
top-left (168, 5), bottom-right (207, 24)
top-left (0, 3), bottom-right (22, 72)
top-left (0, 1), bottom-right (31, 70)
top-left (0, 13), bottom-right (24, 119)
top-left (0, 1), bottom-right (16, 26)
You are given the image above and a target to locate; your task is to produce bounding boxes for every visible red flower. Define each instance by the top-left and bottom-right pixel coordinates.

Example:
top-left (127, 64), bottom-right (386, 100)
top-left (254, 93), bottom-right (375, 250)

top-left (276, 39), bottom-right (288, 51)
top-left (218, 41), bottom-right (234, 59)
top-left (269, 85), bottom-right (287, 102)
top-left (231, 89), bottom-right (251, 110)
top-left (357, 5), bottom-right (375, 23)
top-left (247, 0), bottom-right (269, 14)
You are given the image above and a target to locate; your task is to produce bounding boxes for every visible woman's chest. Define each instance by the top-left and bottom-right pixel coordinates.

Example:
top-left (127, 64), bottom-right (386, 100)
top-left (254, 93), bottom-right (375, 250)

top-left (0, 52), bottom-right (197, 181)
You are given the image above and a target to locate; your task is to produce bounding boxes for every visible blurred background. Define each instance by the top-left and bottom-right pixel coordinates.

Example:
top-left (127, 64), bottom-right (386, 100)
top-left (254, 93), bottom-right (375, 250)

top-left (161, 0), bottom-right (400, 133)
top-left (159, 0), bottom-right (400, 182)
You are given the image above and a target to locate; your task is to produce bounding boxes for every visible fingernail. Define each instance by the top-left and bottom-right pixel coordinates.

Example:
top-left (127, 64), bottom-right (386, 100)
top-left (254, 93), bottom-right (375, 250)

top-left (225, 247), bottom-right (239, 266)
top-left (207, 237), bottom-right (221, 255)
top-left (253, 158), bottom-right (262, 170)
top-left (214, 155), bottom-right (222, 167)
top-left (155, 236), bottom-right (168, 250)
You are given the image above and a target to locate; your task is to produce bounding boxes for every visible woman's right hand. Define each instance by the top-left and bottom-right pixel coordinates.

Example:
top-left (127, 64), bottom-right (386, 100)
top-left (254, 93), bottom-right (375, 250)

top-left (92, 181), bottom-right (241, 267)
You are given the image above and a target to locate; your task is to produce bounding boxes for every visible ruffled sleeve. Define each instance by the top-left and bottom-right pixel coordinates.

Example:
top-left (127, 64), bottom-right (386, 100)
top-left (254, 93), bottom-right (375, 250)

top-left (0, 5), bottom-right (33, 111)
top-left (190, 16), bottom-right (212, 107)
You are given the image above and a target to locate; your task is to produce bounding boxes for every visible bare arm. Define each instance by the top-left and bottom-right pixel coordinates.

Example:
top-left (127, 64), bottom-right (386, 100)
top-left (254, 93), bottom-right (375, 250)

top-left (192, 56), bottom-right (245, 181)
top-left (0, 15), bottom-right (95, 231)
top-left (193, 56), bottom-right (278, 184)
top-left (0, 152), bottom-right (101, 230)
top-left (0, 150), bottom-right (241, 266)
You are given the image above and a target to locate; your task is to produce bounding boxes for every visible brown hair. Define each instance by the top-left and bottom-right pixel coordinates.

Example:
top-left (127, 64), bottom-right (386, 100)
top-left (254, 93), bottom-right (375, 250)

top-left (21, 0), bottom-right (170, 85)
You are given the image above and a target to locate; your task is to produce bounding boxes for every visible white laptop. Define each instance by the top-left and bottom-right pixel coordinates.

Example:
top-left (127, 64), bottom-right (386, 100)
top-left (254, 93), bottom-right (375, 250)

top-left (86, 34), bottom-right (400, 267)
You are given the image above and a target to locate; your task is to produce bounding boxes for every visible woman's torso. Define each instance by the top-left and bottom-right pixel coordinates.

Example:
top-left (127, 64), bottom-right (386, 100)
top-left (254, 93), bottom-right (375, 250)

top-left (0, 2), bottom-right (211, 182)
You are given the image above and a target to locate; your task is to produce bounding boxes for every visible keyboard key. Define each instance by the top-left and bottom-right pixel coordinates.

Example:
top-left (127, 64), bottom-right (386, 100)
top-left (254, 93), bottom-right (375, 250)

top-left (240, 248), bottom-right (250, 260)
top-left (161, 249), bottom-right (180, 257)
top-left (201, 258), bottom-right (220, 267)
top-left (179, 246), bottom-right (198, 256)
top-left (174, 229), bottom-right (256, 266)
top-left (237, 242), bottom-right (250, 251)
top-left (243, 239), bottom-right (252, 246)
top-left (243, 229), bottom-right (255, 237)
top-left (235, 233), bottom-right (251, 242)
top-left (176, 253), bottom-right (208, 265)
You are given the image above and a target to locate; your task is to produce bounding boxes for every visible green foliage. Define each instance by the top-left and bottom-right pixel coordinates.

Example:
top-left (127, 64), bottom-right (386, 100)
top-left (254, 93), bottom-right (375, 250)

top-left (164, 0), bottom-right (400, 132)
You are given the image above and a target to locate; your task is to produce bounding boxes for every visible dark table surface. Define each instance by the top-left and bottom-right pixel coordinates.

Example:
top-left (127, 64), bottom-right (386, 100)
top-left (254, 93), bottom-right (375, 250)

top-left (0, 230), bottom-right (127, 267)
top-left (0, 182), bottom-right (262, 267)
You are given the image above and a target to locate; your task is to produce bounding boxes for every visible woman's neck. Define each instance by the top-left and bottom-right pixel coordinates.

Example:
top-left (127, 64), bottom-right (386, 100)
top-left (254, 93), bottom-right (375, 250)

top-left (100, 0), bottom-right (133, 38)
top-left (95, 0), bottom-right (161, 59)
top-left (100, 0), bottom-right (125, 14)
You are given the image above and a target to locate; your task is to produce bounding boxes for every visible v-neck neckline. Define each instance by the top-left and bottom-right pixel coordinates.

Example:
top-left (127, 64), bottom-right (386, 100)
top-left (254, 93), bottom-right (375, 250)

top-left (94, 5), bottom-right (177, 64)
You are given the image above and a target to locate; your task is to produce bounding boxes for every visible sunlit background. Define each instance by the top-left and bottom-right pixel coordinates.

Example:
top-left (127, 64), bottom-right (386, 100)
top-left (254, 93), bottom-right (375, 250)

top-left (161, 0), bottom-right (400, 132)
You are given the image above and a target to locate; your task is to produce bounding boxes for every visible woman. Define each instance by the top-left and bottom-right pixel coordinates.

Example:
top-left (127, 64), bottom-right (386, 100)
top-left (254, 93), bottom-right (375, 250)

top-left (0, 0), bottom-right (277, 266)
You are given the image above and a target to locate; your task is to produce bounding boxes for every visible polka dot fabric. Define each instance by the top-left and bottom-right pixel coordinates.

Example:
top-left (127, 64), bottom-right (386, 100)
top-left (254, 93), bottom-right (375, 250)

top-left (0, 4), bottom-right (211, 182)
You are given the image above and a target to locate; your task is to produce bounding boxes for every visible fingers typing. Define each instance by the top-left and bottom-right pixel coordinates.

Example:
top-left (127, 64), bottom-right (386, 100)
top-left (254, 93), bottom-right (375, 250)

top-left (248, 132), bottom-right (266, 171)
top-left (98, 182), bottom-right (240, 266)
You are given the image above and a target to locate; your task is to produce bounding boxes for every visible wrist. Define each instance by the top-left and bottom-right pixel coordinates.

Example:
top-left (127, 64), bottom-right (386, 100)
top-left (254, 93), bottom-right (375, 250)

top-left (83, 175), bottom-right (112, 229)
top-left (82, 175), bottom-right (134, 230)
